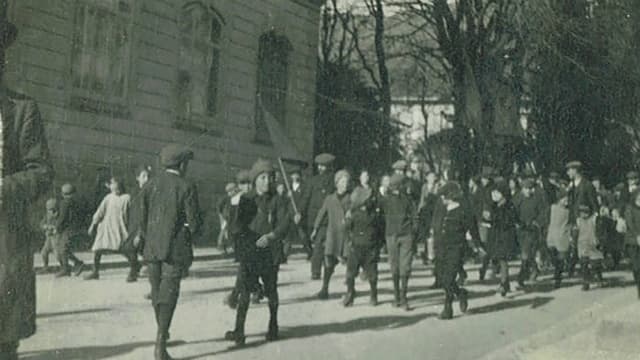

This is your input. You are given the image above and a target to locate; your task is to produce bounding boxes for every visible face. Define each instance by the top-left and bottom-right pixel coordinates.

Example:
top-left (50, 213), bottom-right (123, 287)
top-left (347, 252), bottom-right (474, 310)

top-left (276, 184), bottom-right (285, 195)
top-left (239, 182), bottom-right (250, 193)
top-left (109, 178), bottom-right (120, 194)
top-left (481, 177), bottom-right (489, 186)
top-left (136, 170), bottom-right (149, 188)
top-left (592, 180), bottom-right (601, 189)
top-left (509, 179), bottom-right (517, 189)
top-left (360, 171), bottom-right (369, 186)
top-left (381, 176), bottom-right (390, 188)
top-left (567, 168), bottom-right (577, 180)
top-left (491, 190), bottom-right (503, 203)
top-left (426, 173), bottom-right (437, 184)
top-left (255, 173), bottom-right (270, 194)
top-left (291, 174), bottom-right (301, 184)
top-left (522, 187), bottom-right (532, 197)
top-left (318, 164), bottom-right (327, 174)
top-left (579, 211), bottom-right (589, 219)
top-left (336, 177), bottom-right (349, 195)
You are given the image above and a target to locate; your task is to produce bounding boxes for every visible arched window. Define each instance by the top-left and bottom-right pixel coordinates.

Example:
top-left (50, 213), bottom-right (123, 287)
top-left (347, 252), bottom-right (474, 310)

top-left (254, 31), bottom-right (292, 143)
top-left (177, 1), bottom-right (223, 127)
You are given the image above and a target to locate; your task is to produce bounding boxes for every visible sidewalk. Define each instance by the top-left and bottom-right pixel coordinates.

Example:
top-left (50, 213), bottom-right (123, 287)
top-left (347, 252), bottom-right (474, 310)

top-left (481, 286), bottom-right (640, 360)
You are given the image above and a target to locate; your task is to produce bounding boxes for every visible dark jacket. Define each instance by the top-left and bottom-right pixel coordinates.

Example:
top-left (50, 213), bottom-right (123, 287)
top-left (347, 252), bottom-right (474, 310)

top-left (55, 195), bottom-right (84, 240)
top-left (432, 202), bottom-right (480, 251)
top-left (513, 190), bottom-right (549, 231)
top-left (0, 90), bottom-right (52, 343)
top-left (568, 178), bottom-right (598, 223)
top-left (347, 187), bottom-right (379, 248)
top-left (140, 171), bottom-right (202, 267)
top-left (487, 200), bottom-right (518, 259)
top-left (380, 191), bottom-right (415, 237)
top-left (300, 172), bottom-right (333, 229)
top-left (624, 203), bottom-right (640, 247)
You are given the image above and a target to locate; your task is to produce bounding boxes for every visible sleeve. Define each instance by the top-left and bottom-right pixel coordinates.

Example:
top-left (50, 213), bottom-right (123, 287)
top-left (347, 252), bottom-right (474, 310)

top-left (91, 196), bottom-right (108, 225)
top-left (185, 183), bottom-right (202, 237)
top-left (55, 200), bottom-right (70, 233)
top-left (4, 99), bottom-right (52, 206)
top-left (139, 185), bottom-right (150, 240)
top-left (466, 206), bottom-right (482, 248)
top-left (313, 196), bottom-right (329, 230)
top-left (271, 197), bottom-right (291, 240)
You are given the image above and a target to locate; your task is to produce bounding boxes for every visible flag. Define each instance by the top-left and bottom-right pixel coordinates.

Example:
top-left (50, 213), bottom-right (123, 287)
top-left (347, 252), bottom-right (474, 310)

top-left (257, 94), bottom-right (308, 166)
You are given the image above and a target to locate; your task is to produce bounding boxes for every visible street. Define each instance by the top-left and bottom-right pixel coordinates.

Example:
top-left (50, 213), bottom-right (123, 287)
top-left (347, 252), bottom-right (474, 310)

top-left (20, 252), bottom-right (639, 360)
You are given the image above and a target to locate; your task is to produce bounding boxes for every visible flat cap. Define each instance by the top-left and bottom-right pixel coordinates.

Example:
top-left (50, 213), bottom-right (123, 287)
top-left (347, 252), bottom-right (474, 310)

top-left (160, 144), bottom-right (194, 168)
top-left (438, 181), bottom-right (463, 200)
top-left (314, 153), bottom-right (335, 165)
top-left (61, 183), bottom-right (75, 195)
top-left (565, 161), bottom-right (583, 169)
top-left (236, 169), bottom-right (251, 183)
top-left (392, 160), bottom-right (408, 171)
top-left (627, 171), bottom-right (639, 180)
top-left (250, 158), bottom-right (274, 181)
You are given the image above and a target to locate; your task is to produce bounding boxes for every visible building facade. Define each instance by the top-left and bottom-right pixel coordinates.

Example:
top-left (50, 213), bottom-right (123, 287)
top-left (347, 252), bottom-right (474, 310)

top-left (5, 0), bottom-right (321, 242)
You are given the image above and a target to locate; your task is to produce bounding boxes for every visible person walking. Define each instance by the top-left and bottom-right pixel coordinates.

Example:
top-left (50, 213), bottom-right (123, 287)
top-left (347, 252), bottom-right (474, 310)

top-left (37, 198), bottom-right (60, 274)
top-left (486, 180), bottom-right (518, 296)
top-left (84, 176), bottom-right (132, 281)
top-left (140, 144), bottom-right (201, 359)
top-left (623, 190), bottom-right (640, 298)
top-left (546, 189), bottom-right (571, 288)
top-left (54, 183), bottom-right (86, 277)
top-left (0, 16), bottom-right (53, 359)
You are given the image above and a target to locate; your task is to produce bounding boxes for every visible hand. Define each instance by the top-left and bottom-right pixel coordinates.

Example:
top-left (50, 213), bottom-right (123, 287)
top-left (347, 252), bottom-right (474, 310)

top-left (482, 210), bottom-right (491, 220)
top-left (256, 234), bottom-right (270, 248)
top-left (230, 193), bottom-right (241, 206)
top-left (294, 213), bottom-right (302, 225)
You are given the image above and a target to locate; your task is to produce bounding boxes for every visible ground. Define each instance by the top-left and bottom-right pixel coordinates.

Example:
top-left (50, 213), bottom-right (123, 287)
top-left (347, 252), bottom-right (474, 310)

top-left (19, 251), bottom-right (640, 360)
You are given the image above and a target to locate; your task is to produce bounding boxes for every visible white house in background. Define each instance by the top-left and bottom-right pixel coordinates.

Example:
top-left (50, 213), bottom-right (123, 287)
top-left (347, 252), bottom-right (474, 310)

top-left (391, 96), bottom-right (454, 156)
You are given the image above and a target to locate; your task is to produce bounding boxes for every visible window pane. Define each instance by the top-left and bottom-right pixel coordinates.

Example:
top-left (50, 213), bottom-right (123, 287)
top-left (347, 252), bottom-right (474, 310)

top-left (207, 48), bottom-right (219, 114)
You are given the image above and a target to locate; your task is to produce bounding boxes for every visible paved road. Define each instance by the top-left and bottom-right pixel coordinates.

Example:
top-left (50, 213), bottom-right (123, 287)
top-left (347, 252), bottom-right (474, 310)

top-left (20, 253), bottom-right (639, 360)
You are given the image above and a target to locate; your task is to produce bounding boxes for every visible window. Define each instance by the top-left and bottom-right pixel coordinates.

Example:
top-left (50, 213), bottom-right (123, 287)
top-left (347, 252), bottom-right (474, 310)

top-left (254, 31), bottom-right (292, 143)
top-left (70, 0), bottom-right (133, 116)
top-left (176, 2), bottom-right (223, 128)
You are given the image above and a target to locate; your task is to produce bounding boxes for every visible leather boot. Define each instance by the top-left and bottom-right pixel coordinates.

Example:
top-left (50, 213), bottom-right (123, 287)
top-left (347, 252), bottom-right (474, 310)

top-left (266, 302), bottom-right (279, 341)
top-left (154, 332), bottom-right (172, 360)
top-left (392, 274), bottom-right (401, 307)
top-left (369, 280), bottom-right (378, 306)
top-left (439, 295), bottom-right (453, 320)
top-left (458, 288), bottom-right (468, 313)
top-left (225, 299), bottom-right (248, 346)
top-left (317, 266), bottom-right (332, 300)
top-left (400, 276), bottom-right (410, 311)
top-left (517, 261), bottom-right (528, 289)
top-left (343, 277), bottom-right (355, 307)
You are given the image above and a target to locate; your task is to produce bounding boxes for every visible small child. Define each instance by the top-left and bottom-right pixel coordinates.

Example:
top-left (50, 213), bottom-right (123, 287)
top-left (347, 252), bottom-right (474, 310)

top-left (217, 182), bottom-right (237, 254)
top-left (575, 204), bottom-right (605, 291)
top-left (38, 198), bottom-right (59, 274)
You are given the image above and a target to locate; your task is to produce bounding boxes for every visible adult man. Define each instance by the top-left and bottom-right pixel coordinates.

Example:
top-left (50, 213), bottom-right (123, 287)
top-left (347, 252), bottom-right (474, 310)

top-left (225, 159), bottom-right (290, 345)
top-left (0, 17), bottom-right (52, 360)
top-left (566, 161), bottom-right (598, 277)
top-left (140, 144), bottom-right (201, 360)
top-left (301, 153), bottom-right (335, 280)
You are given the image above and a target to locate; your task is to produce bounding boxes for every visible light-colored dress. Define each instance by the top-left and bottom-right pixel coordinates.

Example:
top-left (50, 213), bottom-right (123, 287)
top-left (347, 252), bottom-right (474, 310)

top-left (91, 193), bottom-right (131, 251)
top-left (546, 203), bottom-right (571, 252)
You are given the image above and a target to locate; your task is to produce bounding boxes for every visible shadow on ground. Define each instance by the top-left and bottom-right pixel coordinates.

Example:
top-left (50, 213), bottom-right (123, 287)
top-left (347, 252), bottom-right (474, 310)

top-left (37, 307), bottom-right (111, 319)
top-left (21, 342), bottom-right (154, 360)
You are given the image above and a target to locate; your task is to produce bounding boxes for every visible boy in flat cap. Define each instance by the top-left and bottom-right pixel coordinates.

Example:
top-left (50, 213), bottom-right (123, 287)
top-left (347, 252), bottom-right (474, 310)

top-left (139, 144), bottom-right (202, 359)
top-left (432, 182), bottom-right (483, 319)
top-left (224, 158), bottom-right (291, 345)
top-left (301, 153), bottom-right (335, 280)
top-left (379, 173), bottom-right (416, 310)
top-left (0, 16), bottom-right (53, 359)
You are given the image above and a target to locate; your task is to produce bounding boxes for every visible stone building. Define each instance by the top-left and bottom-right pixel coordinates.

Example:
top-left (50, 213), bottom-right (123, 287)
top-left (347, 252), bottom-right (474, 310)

top-left (5, 0), bottom-right (321, 243)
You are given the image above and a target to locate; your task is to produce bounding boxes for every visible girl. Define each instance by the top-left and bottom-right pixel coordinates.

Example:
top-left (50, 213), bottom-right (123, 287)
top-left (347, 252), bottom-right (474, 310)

top-left (546, 189), bottom-right (571, 288)
top-left (84, 176), bottom-right (132, 280)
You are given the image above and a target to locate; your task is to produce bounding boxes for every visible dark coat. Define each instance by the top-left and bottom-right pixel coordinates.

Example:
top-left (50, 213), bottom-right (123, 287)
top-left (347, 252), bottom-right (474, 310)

top-left (487, 200), bottom-right (518, 260)
top-left (347, 187), bottom-right (380, 249)
top-left (314, 192), bottom-right (351, 258)
top-left (568, 178), bottom-right (598, 223)
top-left (140, 171), bottom-right (202, 268)
top-left (0, 90), bottom-right (52, 343)
top-left (300, 172), bottom-right (333, 229)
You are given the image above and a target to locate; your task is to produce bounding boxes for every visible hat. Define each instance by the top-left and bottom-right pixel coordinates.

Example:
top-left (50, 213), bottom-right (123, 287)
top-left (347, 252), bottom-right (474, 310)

top-left (627, 171), bottom-right (639, 180)
top-left (314, 153), bottom-right (335, 165)
top-left (160, 144), bottom-right (194, 168)
top-left (61, 183), bottom-right (75, 195)
top-left (225, 182), bottom-right (236, 193)
top-left (492, 179), bottom-right (510, 197)
top-left (236, 169), bottom-right (251, 184)
top-left (578, 204), bottom-right (591, 214)
top-left (392, 160), bottom-right (408, 171)
top-left (45, 198), bottom-right (58, 210)
top-left (388, 173), bottom-right (405, 190)
top-left (0, 20), bottom-right (17, 48)
top-left (334, 169), bottom-right (350, 185)
top-left (480, 166), bottom-right (495, 178)
top-left (521, 179), bottom-right (535, 189)
top-left (565, 161), bottom-right (583, 170)
top-left (438, 181), bottom-right (463, 200)
top-left (250, 159), bottom-right (274, 181)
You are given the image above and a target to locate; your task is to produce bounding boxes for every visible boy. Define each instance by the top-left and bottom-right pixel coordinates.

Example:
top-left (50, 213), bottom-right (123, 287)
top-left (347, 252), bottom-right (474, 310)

top-left (38, 198), bottom-right (60, 274)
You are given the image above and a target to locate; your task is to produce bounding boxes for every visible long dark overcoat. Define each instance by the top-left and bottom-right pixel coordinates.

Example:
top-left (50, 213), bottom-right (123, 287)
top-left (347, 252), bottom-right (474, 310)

top-left (0, 90), bottom-right (52, 343)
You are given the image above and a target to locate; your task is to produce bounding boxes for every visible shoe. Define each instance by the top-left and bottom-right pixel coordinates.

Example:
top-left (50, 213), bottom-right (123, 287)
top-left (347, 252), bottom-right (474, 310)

top-left (266, 323), bottom-right (279, 342)
top-left (516, 279), bottom-right (526, 290)
top-left (36, 267), bottom-right (51, 275)
top-left (73, 262), bottom-right (85, 277)
top-left (342, 291), bottom-right (355, 307)
top-left (369, 293), bottom-right (378, 306)
top-left (224, 330), bottom-right (246, 346)
top-left (126, 273), bottom-right (138, 283)
top-left (439, 303), bottom-right (453, 320)
top-left (581, 283), bottom-right (590, 291)
top-left (499, 282), bottom-right (510, 297)
top-left (479, 268), bottom-right (486, 281)
top-left (317, 289), bottom-right (329, 300)
top-left (54, 269), bottom-right (71, 278)
top-left (458, 289), bottom-right (469, 313)
top-left (84, 272), bottom-right (99, 280)
top-left (311, 274), bottom-right (321, 281)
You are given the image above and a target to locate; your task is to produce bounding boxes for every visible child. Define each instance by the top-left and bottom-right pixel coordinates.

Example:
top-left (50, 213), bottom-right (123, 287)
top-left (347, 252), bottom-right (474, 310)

top-left (38, 198), bottom-right (59, 274)
top-left (623, 191), bottom-right (640, 299)
top-left (217, 182), bottom-right (237, 254)
top-left (55, 183), bottom-right (86, 277)
top-left (487, 180), bottom-right (518, 296)
top-left (84, 176), bottom-right (132, 280)
top-left (546, 189), bottom-right (571, 287)
top-left (575, 204), bottom-right (605, 291)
